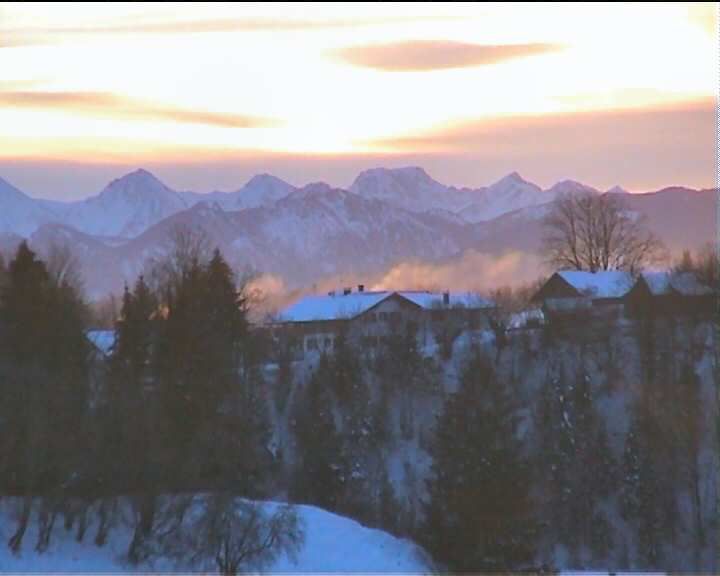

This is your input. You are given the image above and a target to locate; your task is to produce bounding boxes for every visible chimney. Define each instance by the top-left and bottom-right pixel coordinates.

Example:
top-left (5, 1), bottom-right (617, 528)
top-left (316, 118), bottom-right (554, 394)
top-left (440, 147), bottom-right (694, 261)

top-left (358, 284), bottom-right (365, 293)
top-left (443, 291), bottom-right (450, 306)
top-left (343, 287), bottom-right (352, 296)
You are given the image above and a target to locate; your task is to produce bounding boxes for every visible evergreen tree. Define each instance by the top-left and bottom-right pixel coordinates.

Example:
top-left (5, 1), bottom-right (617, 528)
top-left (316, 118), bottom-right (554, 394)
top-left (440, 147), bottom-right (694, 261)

top-left (0, 251), bottom-right (6, 288)
top-left (536, 366), bottom-right (615, 560)
top-left (154, 248), bottom-right (254, 488)
top-left (102, 276), bottom-right (157, 491)
top-left (423, 348), bottom-right (536, 572)
top-left (291, 355), bottom-right (345, 510)
top-left (0, 242), bottom-right (90, 551)
top-left (671, 362), bottom-right (705, 559)
top-left (621, 403), bottom-right (665, 568)
top-left (330, 330), bottom-right (362, 407)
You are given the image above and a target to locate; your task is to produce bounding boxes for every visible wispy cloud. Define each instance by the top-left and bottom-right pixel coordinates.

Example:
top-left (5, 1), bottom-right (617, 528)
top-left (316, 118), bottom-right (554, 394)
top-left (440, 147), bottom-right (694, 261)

top-left (363, 98), bottom-right (715, 153)
top-left (357, 99), bottom-right (716, 191)
top-left (0, 15), bottom-right (465, 47)
top-left (0, 91), bottom-right (278, 129)
top-left (334, 41), bottom-right (561, 71)
top-left (368, 250), bottom-right (544, 293)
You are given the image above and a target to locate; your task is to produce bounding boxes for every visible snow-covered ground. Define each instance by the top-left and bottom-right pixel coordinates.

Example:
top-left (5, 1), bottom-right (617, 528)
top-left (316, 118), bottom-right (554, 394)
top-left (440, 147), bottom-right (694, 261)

top-left (0, 499), bottom-right (431, 573)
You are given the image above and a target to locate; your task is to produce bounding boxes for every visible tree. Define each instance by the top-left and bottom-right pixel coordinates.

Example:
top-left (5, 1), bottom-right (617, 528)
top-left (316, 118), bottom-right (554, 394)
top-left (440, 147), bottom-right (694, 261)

top-left (153, 248), bottom-right (244, 473)
top-left (291, 355), bottom-right (346, 510)
top-left (542, 192), bottom-right (664, 273)
top-left (621, 402), bottom-right (666, 567)
top-left (102, 276), bottom-right (159, 560)
top-left (158, 494), bottom-right (304, 576)
top-left (422, 348), bottom-right (536, 572)
top-left (0, 251), bottom-right (6, 288)
top-left (672, 242), bottom-right (718, 288)
top-left (0, 242), bottom-right (90, 552)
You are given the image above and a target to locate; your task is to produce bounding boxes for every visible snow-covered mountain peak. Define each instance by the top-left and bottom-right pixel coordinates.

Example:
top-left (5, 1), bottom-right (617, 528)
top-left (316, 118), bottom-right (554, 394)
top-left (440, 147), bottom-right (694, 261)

top-left (546, 179), bottom-right (599, 197)
top-left (0, 176), bottom-right (30, 201)
top-left (488, 171), bottom-right (537, 191)
top-left (98, 169), bottom-right (176, 201)
top-left (0, 176), bottom-right (58, 236)
top-left (245, 173), bottom-right (289, 188)
top-left (54, 169), bottom-right (189, 239)
top-left (222, 173), bottom-right (295, 210)
top-left (351, 166), bottom-right (439, 191)
top-left (606, 185), bottom-right (629, 195)
top-left (294, 182), bottom-right (335, 197)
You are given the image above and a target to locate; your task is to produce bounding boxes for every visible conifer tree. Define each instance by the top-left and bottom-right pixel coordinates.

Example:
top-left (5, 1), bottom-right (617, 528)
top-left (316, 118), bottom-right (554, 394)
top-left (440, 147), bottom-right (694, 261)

top-left (423, 348), bottom-right (536, 572)
top-left (0, 242), bottom-right (89, 551)
top-left (291, 355), bottom-right (345, 510)
top-left (621, 400), bottom-right (667, 568)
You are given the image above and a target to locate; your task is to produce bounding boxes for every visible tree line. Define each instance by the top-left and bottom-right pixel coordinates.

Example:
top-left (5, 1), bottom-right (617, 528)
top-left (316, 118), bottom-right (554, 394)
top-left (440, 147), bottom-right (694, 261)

top-left (0, 235), bottom-right (300, 574)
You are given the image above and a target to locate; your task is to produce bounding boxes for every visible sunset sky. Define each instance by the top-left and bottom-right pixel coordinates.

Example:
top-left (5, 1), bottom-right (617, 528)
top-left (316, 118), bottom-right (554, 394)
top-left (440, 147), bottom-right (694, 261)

top-left (0, 2), bottom-right (716, 199)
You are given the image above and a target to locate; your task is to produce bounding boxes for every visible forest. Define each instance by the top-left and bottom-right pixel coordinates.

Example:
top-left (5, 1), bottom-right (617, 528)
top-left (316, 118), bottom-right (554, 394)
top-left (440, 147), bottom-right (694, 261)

top-left (0, 234), bottom-right (717, 574)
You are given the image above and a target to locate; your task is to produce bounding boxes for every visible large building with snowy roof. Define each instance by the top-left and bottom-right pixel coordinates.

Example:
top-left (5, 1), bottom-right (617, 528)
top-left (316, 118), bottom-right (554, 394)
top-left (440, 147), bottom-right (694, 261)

top-left (274, 286), bottom-right (495, 359)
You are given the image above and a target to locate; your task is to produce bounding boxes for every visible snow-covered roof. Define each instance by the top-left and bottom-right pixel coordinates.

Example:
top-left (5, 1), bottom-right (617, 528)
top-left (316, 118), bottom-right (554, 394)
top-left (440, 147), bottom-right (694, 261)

top-left (557, 270), bottom-right (633, 299)
top-left (86, 330), bottom-right (116, 356)
top-left (640, 271), bottom-right (713, 296)
top-left (398, 290), bottom-right (493, 310)
top-left (279, 290), bottom-right (493, 323)
top-left (280, 291), bottom-right (390, 322)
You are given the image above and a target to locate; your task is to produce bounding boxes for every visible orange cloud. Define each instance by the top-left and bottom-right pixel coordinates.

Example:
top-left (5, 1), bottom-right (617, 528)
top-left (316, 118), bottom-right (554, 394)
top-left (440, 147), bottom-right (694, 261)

top-left (334, 41), bottom-right (561, 71)
top-left (687, 3), bottom-right (717, 36)
top-left (0, 91), bottom-right (279, 129)
top-left (369, 251), bottom-right (545, 293)
top-left (358, 98), bottom-right (716, 191)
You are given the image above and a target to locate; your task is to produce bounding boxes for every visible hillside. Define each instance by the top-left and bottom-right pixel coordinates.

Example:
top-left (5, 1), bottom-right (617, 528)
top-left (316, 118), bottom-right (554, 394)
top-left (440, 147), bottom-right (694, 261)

top-left (0, 499), bottom-right (430, 573)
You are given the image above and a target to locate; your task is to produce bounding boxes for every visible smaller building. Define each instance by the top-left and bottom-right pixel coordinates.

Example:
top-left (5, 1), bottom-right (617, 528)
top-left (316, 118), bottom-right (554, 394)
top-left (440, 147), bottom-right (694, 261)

top-left (86, 329), bottom-right (116, 359)
top-left (625, 271), bottom-right (715, 317)
top-left (531, 270), bottom-right (634, 314)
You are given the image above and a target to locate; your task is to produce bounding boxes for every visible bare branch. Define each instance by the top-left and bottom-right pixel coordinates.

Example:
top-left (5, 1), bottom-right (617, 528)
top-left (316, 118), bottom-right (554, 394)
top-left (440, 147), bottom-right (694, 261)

top-left (542, 191), bottom-right (664, 273)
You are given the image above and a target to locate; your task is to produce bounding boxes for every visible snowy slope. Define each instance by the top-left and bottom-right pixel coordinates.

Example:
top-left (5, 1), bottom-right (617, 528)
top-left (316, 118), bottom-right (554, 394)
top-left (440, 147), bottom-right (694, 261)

top-left (350, 166), bottom-right (477, 214)
top-left (349, 168), bottom-right (555, 223)
top-left (459, 172), bottom-right (549, 222)
top-left (0, 499), bottom-right (430, 573)
top-left (55, 169), bottom-right (190, 239)
top-left (180, 173), bottom-right (296, 211)
top-left (0, 177), bottom-right (58, 236)
top-left (545, 179), bottom-right (600, 197)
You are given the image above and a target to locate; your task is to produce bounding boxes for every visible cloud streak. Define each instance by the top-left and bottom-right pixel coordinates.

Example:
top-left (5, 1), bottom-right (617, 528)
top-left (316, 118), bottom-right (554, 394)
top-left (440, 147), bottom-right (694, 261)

top-left (0, 91), bottom-right (278, 129)
top-left (0, 15), bottom-right (466, 47)
top-left (358, 99), bottom-right (716, 190)
top-left (334, 41), bottom-right (561, 71)
top-left (368, 251), bottom-right (545, 293)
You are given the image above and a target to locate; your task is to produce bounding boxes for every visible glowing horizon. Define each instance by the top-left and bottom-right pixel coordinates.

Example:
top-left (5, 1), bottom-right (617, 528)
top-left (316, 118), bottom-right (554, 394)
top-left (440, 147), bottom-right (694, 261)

top-left (0, 2), bottom-right (716, 198)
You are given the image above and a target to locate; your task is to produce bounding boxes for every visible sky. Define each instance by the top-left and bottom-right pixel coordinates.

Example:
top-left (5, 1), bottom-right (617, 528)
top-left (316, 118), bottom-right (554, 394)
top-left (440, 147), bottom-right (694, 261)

top-left (0, 2), bottom-right (717, 199)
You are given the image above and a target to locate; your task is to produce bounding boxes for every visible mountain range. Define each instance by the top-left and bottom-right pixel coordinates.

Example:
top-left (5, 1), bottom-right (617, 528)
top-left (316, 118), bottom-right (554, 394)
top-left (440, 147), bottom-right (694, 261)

top-left (0, 167), bottom-right (714, 300)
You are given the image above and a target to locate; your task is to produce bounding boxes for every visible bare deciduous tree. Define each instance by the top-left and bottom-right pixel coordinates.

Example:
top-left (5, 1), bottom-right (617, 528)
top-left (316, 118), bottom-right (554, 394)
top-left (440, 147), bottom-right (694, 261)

top-left (44, 242), bottom-right (85, 294)
top-left (159, 494), bottom-right (304, 575)
top-left (143, 224), bottom-right (212, 299)
top-left (542, 192), bottom-right (665, 273)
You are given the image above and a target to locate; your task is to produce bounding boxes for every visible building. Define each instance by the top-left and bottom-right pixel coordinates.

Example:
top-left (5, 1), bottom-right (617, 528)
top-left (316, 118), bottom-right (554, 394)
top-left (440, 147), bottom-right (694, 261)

top-left (272, 286), bottom-right (495, 359)
top-left (625, 271), bottom-right (715, 317)
top-left (531, 270), bottom-right (634, 315)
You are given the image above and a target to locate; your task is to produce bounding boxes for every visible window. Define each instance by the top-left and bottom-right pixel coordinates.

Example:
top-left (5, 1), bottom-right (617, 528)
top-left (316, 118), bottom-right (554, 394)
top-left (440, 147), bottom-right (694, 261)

top-left (306, 337), bottom-right (318, 351)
